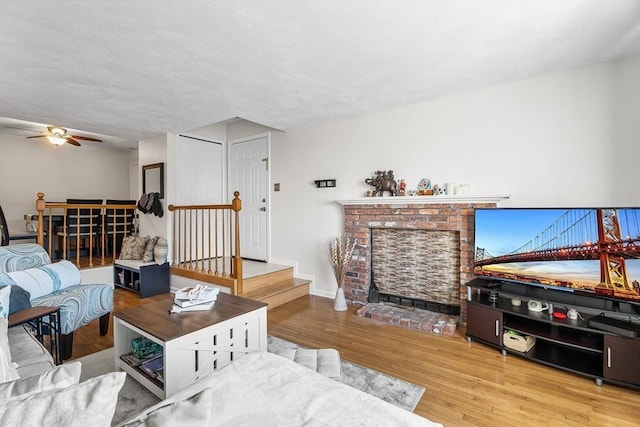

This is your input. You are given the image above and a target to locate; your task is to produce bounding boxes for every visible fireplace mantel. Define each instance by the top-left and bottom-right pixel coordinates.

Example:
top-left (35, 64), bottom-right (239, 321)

top-left (339, 193), bottom-right (510, 324)
top-left (337, 194), bottom-right (510, 205)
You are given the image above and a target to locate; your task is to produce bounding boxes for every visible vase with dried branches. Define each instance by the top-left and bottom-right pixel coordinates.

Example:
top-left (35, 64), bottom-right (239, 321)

top-left (328, 235), bottom-right (356, 311)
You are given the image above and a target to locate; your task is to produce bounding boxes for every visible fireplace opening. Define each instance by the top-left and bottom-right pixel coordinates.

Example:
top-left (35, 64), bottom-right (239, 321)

top-left (367, 228), bottom-right (461, 316)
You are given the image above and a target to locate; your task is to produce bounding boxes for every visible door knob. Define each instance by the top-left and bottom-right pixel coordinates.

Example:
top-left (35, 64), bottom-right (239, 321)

top-left (260, 207), bottom-right (266, 212)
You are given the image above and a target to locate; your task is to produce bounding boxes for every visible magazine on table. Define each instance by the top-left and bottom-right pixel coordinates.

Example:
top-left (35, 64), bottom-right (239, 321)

top-left (140, 355), bottom-right (164, 378)
top-left (120, 351), bottom-right (163, 367)
top-left (174, 284), bottom-right (219, 307)
top-left (170, 299), bottom-right (215, 313)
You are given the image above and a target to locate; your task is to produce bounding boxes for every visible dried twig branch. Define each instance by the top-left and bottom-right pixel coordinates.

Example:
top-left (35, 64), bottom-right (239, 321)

top-left (329, 235), bottom-right (356, 288)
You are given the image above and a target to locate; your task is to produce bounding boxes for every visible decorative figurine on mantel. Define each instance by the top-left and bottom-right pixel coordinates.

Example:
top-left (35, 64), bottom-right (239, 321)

top-left (365, 170), bottom-right (398, 196)
top-left (397, 179), bottom-right (406, 196)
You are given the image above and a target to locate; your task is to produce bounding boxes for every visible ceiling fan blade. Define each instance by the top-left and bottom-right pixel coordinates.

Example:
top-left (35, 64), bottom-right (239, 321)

top-left (65, 138), bottom-right (82, 146)
top-left (5, 125), bottom-right (39, 132)
top-left (26, 135), bottom-right (48, 139)
top-left (70, 135), bottom-right (102, 142)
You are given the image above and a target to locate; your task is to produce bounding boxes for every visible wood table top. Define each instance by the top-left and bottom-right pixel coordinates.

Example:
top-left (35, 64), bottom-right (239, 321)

top-left (113, 292), bottom-right (267, 342)
top-left (8, 306), bottom-right (59, 327)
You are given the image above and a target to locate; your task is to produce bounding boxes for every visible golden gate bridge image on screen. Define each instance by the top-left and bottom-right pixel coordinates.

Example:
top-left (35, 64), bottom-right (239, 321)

top-left (475, 208), bottom-right (640, 301)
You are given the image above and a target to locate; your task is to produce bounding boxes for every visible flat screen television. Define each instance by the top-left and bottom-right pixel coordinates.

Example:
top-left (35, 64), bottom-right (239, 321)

top-left (474, 208), bottom-right (640, 313)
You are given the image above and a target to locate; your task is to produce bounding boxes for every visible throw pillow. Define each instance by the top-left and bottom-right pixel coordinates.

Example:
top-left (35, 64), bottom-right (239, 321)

top-left (0, 272), bottom-right (15, 286)
top-left (153, 237), bottom-right (168, 264)
top-left (0, 285), bottom-right (10, 318)
top-left (0, 361), bottom-right (81, 400)
top-left (0, 318), bottom-right (20, 384)
top-left (6, 260), bottom-right (81, 301)
top-left (0, 285), bottom-right (31, 314)
top-left (120, 236), bottom-right (150, 261)
top-left (0, 371), bottom-right (125, 427)
top-left (119, 389), bottom-right (212, 427)
top-left (0, 287), bottom-right (20, 384)
top-left (143, 236), bottom-right (159, 263)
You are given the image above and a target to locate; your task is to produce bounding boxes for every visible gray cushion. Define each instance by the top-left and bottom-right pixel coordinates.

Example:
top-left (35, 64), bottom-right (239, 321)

top-left (8, 325), bottom-right (54, 375)
top-left (276, 348), bottom-right (342, 379)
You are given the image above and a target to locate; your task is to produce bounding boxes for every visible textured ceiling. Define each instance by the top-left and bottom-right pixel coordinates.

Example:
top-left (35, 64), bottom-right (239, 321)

top-left (0, 1), bottom-right (639, 150)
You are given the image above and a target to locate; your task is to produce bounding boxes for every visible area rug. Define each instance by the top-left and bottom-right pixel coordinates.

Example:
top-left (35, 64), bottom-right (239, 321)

top-left (75, 336), bottom-right (425, 425)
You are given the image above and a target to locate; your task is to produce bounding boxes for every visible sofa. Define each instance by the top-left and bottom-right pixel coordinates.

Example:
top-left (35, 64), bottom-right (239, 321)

top-left (2, 311), bottom-right (123, 426)
top-left (1, 281), bottom-right (441, 426)
top-left (2, 333), bottom-right (443, 427)
top-left (115, 350), bottom-right (443, 427)
top-left (0, 243), bottom-right (113, 359)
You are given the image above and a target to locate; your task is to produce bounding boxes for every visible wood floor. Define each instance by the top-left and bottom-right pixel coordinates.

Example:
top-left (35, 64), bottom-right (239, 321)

top-left (72, 290), bottom-right (640, 426)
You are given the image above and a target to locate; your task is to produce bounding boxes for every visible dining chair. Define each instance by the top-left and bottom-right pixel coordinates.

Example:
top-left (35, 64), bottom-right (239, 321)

top-left (104, 199), bottom-right (137, 256)
top-left (56, 199), bottom-right (102, 259)
top-left (0, 205), bottom-right (39, 246)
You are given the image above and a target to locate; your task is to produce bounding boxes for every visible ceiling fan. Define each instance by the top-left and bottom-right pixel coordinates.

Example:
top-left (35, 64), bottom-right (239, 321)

top-left (26, 126), bottom-right (102, 147)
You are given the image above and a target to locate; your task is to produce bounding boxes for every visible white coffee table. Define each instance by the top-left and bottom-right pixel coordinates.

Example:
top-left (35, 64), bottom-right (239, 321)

top-left (114, 292), bottom-right (267, 398)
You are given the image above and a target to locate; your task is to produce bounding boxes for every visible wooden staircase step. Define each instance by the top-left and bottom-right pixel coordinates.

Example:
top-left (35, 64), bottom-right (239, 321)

top-left (242, 278), bottom-right (310, 309)
top-left (242, 266), bottom-right (294, 294)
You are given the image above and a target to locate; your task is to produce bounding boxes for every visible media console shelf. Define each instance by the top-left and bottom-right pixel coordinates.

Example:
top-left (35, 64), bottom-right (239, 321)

top-left (466, 278), bottom-right (640, 390)
top-left (114, 261), bottom-right (170, 298)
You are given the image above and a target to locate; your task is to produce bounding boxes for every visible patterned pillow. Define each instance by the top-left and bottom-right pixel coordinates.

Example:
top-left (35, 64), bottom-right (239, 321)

top-left (143, 236), bottom-right (159, 263)
top-left (120, 236), bottom-right (150, 261)
top-left (153, 237), bottom-right (168, 264)
top-left (6, 261), bottom-right (81, 301)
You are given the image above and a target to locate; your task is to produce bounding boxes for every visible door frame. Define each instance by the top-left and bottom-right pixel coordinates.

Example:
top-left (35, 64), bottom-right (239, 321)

top-left (228, 132), bottom-right (271, 262)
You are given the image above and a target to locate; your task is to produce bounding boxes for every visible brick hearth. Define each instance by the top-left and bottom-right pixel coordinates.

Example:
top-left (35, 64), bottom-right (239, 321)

top-left (339, 196), bottom-right (506, 324)
top-left (356, 303), bottom-right (458, 336)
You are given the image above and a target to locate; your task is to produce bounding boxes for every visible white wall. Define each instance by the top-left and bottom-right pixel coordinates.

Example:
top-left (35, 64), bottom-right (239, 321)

top-left (270, 55), bottom-right (640, 297)
top-left (0, 134), bottom-right (132, 231)
top-left (138, 134), bottom-right (169, 240)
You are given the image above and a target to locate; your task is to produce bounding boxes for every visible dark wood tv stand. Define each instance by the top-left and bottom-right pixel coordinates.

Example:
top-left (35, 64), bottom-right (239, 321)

top-left (466, 278), bottom-right (640, 390)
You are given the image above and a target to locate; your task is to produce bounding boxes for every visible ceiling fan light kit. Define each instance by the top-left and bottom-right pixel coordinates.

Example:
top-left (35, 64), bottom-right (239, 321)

top-left (47, 135), bottom-right (67, 146)
top-left (25, 125), bottom-right (103, 147)
top-left (48, 126), bottom-right (66, 136)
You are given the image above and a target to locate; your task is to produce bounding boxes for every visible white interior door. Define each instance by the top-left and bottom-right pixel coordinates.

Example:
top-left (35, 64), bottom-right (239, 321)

top-left (176, 135), bottom-right (224, 205)
top-left (176, 135), bottom-right (224, 260)
top-left (229, 135), bottom-right (268, 261)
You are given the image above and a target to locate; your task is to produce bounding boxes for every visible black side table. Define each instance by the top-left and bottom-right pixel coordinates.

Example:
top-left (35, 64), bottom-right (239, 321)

top-left (8, 306), bottom-right (62, 365)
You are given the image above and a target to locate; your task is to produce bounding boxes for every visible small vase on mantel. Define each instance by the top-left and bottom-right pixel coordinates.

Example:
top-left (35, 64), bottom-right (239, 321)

top-left (334, 287), bottom-right (348, 311)
top-left (328, 235), bottom-right (357, 312)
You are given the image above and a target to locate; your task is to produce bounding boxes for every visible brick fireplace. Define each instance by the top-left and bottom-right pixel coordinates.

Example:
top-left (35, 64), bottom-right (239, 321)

top-left (338, 195), bottom-right (507, 324)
